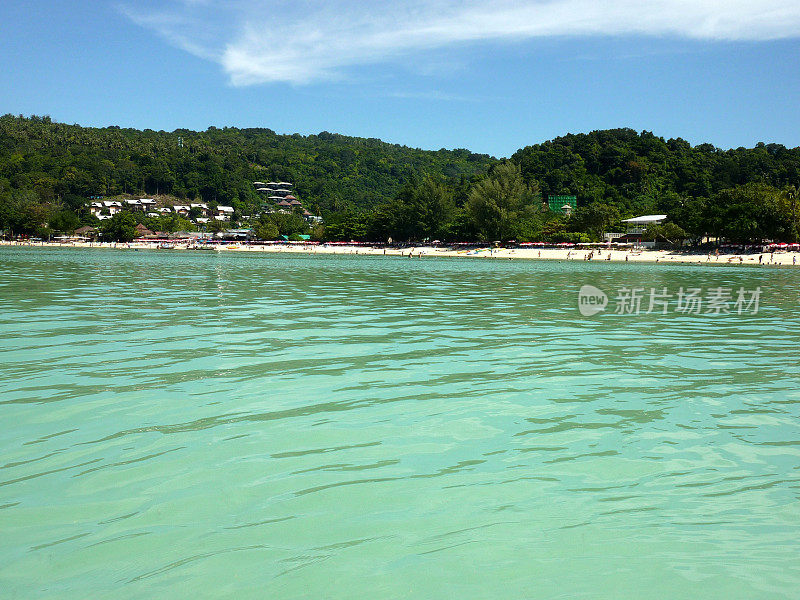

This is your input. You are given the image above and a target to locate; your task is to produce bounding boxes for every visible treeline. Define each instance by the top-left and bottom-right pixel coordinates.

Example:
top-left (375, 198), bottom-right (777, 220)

top-left (322, 174), bottom-right (798, 244)
top-left (1, 115), bottom-right (799, 243)
top-left (0, 113), bottom-right (493, 213)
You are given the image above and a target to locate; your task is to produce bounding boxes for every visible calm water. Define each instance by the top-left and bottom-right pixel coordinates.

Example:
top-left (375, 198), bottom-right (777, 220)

top-left (2, 246), bottom-right (800, 599)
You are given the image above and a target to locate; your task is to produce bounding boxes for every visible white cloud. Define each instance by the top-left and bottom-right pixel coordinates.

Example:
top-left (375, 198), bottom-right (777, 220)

top-left (122, 0), bottom-right (800, 85)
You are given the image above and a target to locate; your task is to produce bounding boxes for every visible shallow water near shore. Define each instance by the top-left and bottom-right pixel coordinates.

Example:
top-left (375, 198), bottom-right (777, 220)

top-left (2, 246), bottom-right (800, 599)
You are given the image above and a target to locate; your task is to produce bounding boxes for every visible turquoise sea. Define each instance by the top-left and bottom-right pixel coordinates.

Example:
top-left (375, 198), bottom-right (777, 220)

top-left (1, 246), bottom-right (800, 599)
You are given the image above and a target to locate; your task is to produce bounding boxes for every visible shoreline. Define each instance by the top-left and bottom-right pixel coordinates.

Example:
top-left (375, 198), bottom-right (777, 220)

top-left (2, 240), bottom-right (798, 266)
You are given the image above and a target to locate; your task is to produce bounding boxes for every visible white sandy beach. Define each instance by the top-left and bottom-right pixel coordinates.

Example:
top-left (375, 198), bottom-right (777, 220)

top-left (4, 239), bottom-right (800, 266)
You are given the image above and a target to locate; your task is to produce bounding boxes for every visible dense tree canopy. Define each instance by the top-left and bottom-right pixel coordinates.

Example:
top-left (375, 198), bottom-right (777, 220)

top-left (0, 114), bottom-right (493, 215)
top-left (1, 116), bottom-right (799, 243)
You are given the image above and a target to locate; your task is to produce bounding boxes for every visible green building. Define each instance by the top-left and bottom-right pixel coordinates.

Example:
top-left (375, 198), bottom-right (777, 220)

top-left (547, 195), bottom-right (577, 212)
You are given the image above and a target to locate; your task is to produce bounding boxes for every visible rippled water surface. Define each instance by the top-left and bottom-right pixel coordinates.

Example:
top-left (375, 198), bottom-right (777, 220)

top-left (2, 246), bottom-right (800, 599)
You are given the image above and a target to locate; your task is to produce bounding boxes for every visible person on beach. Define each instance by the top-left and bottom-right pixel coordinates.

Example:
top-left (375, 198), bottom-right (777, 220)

top-left (759, 254), bottom-right (763, 264)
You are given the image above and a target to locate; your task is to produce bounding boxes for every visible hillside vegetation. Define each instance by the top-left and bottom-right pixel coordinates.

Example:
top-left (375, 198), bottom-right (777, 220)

top-left (1, 115), bottom-right (798, 243)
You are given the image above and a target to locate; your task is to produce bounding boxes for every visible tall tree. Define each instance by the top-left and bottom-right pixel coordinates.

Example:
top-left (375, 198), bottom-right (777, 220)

top-left (467, 163), bottom-right (541, 241)
top-left (101, 212), bottom-right (137, 242)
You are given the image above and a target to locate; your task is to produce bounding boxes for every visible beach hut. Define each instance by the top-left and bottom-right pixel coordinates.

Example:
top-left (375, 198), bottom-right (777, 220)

top-left (74, 226), bottom-right (99, 240)
top-left (134, 223), bottom-right (154, 237)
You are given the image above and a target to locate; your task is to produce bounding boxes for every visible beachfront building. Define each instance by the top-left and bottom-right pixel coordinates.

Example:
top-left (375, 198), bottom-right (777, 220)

top-left (190, 203), bottom-right (209, 216)
top-left (604, 232), bottom-right (625, 243)
top-left (90, 200), bottom-right (123, 220)
top-left (74, 226), bottom-right (99, 240)
top-left (104, 201), bottom-right (122, 215)
top-left (623, 215), bottom-right (667, 234)
top-left (134, 223), bottom-right (155, 237)
top-left (90, 198), bottom-right (157, 218)
top-left (618, 214), bottom-right (667, 246)
top-left (218, 228), bottom-right (253, 241)
top-left (120, 198), bottom-right (156, 212)
top-left (216, 205), bottom-right (235, 220)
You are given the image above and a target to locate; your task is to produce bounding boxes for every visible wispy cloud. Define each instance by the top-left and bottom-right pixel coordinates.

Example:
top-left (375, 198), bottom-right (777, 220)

top-left (121, 1), bottom-right (800, 85)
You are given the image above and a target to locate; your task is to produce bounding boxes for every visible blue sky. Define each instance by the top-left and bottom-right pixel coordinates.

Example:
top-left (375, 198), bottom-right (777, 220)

top-left (2, 1), bottom-right (799, 157)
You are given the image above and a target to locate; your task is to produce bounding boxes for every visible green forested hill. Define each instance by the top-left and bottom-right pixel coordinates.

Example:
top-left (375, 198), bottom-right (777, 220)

top-left (512, 128), bottom-right (800, 214)
top-left (1, 116), bottom-right (799, 243)
top-left (0, 114), bottom-right (494, 213)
